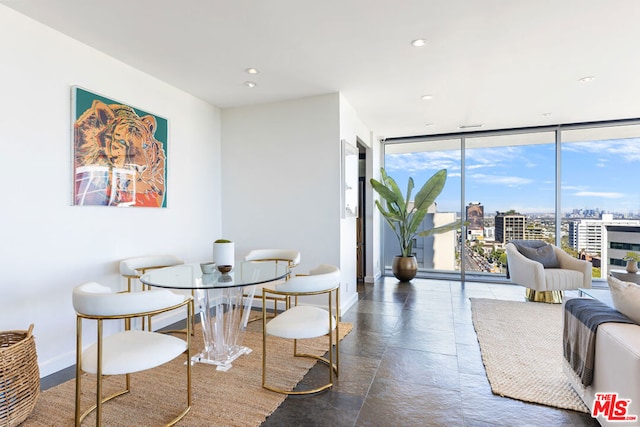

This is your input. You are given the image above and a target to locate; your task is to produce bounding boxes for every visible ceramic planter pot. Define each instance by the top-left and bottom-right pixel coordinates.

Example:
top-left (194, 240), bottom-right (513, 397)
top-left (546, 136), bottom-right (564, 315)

top-left (213, 241), bottom-right (235, 268)
top-left (626, 260), bottom-right (638, 273)
top-left (392, 255), bottom-right (418, 282)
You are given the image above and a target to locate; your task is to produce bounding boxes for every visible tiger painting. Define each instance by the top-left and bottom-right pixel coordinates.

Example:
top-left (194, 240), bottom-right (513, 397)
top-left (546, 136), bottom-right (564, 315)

top-left (74, 99), bottom-right (166, 207)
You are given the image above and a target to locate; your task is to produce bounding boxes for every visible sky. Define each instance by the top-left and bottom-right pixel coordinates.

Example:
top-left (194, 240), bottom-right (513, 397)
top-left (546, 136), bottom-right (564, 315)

top-left (384, 138), bottom-right (640, 216)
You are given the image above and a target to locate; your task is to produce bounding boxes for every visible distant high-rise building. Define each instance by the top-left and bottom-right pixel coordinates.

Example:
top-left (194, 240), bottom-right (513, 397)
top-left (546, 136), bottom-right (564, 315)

top-left (466, 202), bottom-right (484, 241)
top-left (568, 221), bottom-right (579, 249)
top-left (524, 224), bottom-right (544, 240)
top-left (495, 211), bottom-right (526, 243)
top-left (572, 215), bottom-right (640, 257)
top-left (603, 224), bottom-right (640, 277)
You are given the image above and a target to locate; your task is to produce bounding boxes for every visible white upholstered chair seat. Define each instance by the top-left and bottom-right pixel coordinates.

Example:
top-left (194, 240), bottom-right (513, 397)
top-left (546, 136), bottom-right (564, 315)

top-left (266, 306), bottom-right (336, 339)
top-left (119, 254), bottom-right (190, 334)
top-left (81, 330), bottom-right (187, 375)
top-left (72, 281), bottom-right (192, 425)
top-left (119, 254), bottom-right (184, 278)
top-left (73, 282), bottom-right (186, 315)
top-left (506, 240), bottom-right (591, 302)
top-left (243, 249), bottom-right (300, 320)
top-left (261, 264), bottom-right (340, 395)
top-left (541, 269), bottom-right (584, 291)
top-left (119, 254), bottom-right (184, 297)
top-left (244, 249), bottom-right (301, 266)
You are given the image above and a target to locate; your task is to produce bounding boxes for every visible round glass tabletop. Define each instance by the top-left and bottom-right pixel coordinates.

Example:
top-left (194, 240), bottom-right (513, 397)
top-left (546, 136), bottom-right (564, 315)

top-left (140, 261), bottom-right (289, 290)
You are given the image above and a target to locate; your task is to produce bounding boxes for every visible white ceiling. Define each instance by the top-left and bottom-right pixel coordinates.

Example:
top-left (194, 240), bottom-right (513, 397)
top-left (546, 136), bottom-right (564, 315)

top-left (4, 0), bottom-right (640, 139)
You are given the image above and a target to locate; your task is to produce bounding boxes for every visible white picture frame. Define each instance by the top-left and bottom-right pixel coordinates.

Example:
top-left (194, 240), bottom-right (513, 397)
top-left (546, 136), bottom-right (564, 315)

top-left (341, 140), bottom-right (359, 218)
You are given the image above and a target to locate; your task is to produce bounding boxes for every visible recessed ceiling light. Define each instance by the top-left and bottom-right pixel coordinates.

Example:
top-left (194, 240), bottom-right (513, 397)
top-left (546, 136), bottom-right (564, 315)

top-left (421, 94), bottom-right (433, 100)
top-left (424, 123), bottom-right (434, 127)
top-left (542, 112), bottom-right (552, 117)
top-left (411, 39), bottom-right (427, 47)
top-left (578, 76), bottom-right (595, 83)
top-left (458, 124), bottom-right (484, 129)
top-left (243, 81), bottom-right (257, 88)
top-left (246, 68), bottom-right (259, 75)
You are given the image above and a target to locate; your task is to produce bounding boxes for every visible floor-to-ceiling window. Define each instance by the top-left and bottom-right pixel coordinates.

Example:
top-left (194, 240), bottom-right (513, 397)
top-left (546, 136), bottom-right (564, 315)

top-left (382, 119), bottom-right (640, 282)
top-left (561, 124), bottom-right (640, 279)
top-left (464, 132), bottom-right (556, 280)
top-left (384, 138), bottom-right (462, 275)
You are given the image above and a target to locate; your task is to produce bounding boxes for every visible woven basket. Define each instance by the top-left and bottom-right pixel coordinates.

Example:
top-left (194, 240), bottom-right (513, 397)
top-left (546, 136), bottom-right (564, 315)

top-left (0, 325), bottom-right (40, 427)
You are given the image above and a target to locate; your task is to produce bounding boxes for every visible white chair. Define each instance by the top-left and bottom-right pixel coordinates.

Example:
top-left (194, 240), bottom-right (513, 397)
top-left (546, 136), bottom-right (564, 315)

top-left (506, 240), bottom-right (592, 303)
top-left (243, 249), bottom-right (301, 320)
top-left (119, 255), bottom-right (184, 292)
top-left (73, 282), bottom-right (192, 426)
top-left (261, 264), bottom-right (340, 395)
top-left (119, 254), bottom-right (187, 331)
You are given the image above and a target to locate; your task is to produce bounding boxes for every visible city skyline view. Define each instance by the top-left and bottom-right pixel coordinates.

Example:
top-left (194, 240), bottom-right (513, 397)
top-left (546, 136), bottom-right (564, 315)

top-left (384, 137), bottom-right (640, 217)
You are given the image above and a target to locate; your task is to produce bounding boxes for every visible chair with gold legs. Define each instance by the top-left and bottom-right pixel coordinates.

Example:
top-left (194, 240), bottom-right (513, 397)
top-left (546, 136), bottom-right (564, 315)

top-left (262, 264), bottom-right (340, 395)
top-left (243, 249), bottom-right (301, 321)
top-left (72, 282), bottom-right (192, 426)
top-left (505, 240), bottom-right (592, 303)
top-left (119, 254), bottom-right (190, 332)
top-left (119, 255), bottom-right (185, 293)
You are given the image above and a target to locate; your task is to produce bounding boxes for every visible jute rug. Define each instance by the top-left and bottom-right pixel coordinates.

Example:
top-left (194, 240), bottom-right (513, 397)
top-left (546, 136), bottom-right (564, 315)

top-left (470, 298), bottom-right (589, 413)
top-left (22, 320), bottom-right (352, 426)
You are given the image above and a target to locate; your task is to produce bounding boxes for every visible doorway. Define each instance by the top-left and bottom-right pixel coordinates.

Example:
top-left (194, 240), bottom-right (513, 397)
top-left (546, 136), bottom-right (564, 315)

top-left (356, 142), bottom-right (366, 282)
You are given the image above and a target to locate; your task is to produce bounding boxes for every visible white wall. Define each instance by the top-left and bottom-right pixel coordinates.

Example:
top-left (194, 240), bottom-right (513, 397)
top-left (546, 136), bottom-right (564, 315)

top-left (221, 94), bottom-right (361, 312)
top-left (338, 94), bottom-right (378, 284)
top-left (0, 6), bottom-right (222, 376)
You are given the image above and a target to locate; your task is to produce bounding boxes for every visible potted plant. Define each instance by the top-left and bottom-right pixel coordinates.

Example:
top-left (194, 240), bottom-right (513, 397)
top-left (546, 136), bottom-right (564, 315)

top-left (623, 251), bottom-right (640, 273)
top-left (370, 167), bottom-right (464, 281)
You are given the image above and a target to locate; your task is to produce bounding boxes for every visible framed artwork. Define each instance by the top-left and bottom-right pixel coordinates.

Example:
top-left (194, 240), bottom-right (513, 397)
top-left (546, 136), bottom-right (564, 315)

top-left (341, 140), bottom-right (359, 218)
top-left (71, 86), bottom-right (168, 207)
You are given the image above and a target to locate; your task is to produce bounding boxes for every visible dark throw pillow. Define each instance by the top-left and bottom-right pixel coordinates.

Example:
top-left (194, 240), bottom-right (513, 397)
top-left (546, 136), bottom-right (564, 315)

top-left (515, 243), bottom-right (560, 268)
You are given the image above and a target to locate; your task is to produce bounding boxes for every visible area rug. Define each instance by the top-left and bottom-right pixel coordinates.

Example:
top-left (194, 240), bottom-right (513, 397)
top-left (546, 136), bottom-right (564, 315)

top-left (21, 320), bottom-right (352, 426)
top-left (470, 298), bottom-right (588, 413)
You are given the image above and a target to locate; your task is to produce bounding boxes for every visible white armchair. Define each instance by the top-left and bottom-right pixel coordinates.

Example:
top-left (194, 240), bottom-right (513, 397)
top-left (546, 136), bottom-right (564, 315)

top-left (119, 254), bottom-right (189, 333)
top-left (243, 249), bottom-right (301, 321)
top-left (505, 240), bottom-right (592, 303)
top-left (261, 264), bottom-right (340, 395)
top-left (72, 282), bottom-right (192, 426)
top-left (119, 254), bottom-right (184, 292)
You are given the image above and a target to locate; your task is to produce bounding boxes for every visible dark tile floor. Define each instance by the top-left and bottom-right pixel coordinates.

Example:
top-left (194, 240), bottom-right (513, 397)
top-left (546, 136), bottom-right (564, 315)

top-left (261, 277), bottom-right (600, 427)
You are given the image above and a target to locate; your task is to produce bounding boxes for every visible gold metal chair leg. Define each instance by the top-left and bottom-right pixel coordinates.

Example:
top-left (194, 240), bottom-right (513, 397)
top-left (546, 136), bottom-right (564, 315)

top-left (264, 310), bottom-right (340, 397)
top-left (525, 288), bottom-right (564, 303)
top-left (263, 342), bottom-right (339, 395)
top-left (261, 278), bottom-right (340, 396)
top-left (75, 303), bottom-right (192, 426)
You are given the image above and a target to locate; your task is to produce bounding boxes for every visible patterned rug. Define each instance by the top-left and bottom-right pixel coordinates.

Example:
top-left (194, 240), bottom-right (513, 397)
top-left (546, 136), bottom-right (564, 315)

top-left (470, 298), bottom-right (588, 413)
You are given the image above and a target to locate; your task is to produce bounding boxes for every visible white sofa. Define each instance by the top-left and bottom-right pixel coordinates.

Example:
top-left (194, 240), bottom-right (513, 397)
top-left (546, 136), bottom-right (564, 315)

top-left (563, 298), bottom-right (640, 426)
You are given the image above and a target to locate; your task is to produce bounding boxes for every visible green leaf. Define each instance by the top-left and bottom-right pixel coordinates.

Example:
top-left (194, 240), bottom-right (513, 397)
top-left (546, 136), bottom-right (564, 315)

top-left (405, 177), bottom-right (414, 209)
top-left (414, 169), bottom-right (447, 212)
top-left (381, 170), bottom-right (406, 213)
top-left (372, 167), bottom-right (461, 258)
top-left (406, 208), bottom-right (429, 236)
top-left (375, 200), bottom-right (403, 222)
top-left (370, 178), bottom-right (399, 205)
top-left (416, 220), bottom-right (466, 237)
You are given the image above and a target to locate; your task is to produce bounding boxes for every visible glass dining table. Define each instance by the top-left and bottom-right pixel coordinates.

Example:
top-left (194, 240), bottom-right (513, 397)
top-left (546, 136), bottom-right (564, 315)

top-left (140, 261), bottom-right (289, 371)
